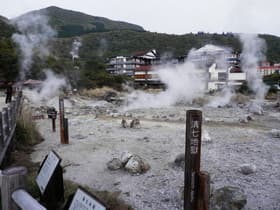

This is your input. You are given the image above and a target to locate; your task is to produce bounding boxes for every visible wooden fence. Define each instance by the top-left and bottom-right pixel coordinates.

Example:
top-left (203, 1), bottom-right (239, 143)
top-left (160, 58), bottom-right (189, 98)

top-left (0, 91), bottom-right (22, 167)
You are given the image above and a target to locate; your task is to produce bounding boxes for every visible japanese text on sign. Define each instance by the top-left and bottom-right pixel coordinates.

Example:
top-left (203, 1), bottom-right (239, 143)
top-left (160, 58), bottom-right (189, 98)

top-left (190, 120), bottom-right (200, 154)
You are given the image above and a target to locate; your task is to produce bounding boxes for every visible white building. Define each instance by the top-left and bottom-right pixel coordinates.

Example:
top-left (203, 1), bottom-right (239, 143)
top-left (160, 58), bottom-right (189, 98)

top-left (208, 63), bottom-right (246, 91)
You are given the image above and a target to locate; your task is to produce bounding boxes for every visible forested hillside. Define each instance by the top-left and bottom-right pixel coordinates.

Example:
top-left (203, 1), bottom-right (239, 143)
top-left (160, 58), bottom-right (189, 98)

top-left (1, 6), bottom-right (280, 86)
top-left (0, 17), bottom-right (19, 81)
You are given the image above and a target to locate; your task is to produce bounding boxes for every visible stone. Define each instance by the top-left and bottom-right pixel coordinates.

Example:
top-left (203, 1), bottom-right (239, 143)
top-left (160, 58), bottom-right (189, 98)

top-left (120, 151), bottom-right (133, 165)
top-left (269, 129), bottom-right (280, 138)
top-left (248, 103), bottom-right (264, 115)
top-left (72, 134), bottom-right (87, 140)
top-left (107, 158), bottom-right (122, 170)
top-left (240, 164), bottom-right (257, 175)
top-left (211, 186), bottom-right (247, 210)
top-left (124, 155), bottom-right (150, 174)
top-left (174, 153), bottom-right (185, 168)
top-left (202, 130), bottom-right (212, 143)
top-left (246, 115), bottom-right (254, 121)
top-left (239, 118), bottom-right (248, 124)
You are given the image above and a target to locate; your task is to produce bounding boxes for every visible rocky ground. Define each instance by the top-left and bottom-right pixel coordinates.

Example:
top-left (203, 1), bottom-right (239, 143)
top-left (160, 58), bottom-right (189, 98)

top-left (10, 90), bottom-right (280, 210)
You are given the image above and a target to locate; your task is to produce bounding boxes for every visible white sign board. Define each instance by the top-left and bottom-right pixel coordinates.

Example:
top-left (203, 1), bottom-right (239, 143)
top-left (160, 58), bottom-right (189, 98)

top-left (36, 151), bottom-right (60, 193)
top-left (69, 188), bottom-right (106, 210)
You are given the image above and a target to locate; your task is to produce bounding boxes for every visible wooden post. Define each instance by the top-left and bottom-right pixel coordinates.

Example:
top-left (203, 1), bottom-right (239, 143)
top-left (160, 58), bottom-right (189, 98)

top-left (52, 118), bottom-right (56, 132)
top-left (184, 110), bottom-right (202, 210)
top-left (7, 107), bottom-right (12, 132)
top-left (11, 100), bottom-right (16, 126)
top-left (197, 171), bottom-right (210, 210)
top-left (64, 118), bottom-right (69, 144)
top-left (1, 166), bottom-right (28, 210)
top-left (0, 112), bottom-right (4, 150)
top-left (59, 97), bottom-right (67, 144)
top-left (3, 108), bottom-right (9, 141)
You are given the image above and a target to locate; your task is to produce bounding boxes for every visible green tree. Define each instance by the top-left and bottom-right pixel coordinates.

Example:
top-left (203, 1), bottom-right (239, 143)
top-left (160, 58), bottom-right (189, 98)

top-left (0, 38), bottom-right (19, 81)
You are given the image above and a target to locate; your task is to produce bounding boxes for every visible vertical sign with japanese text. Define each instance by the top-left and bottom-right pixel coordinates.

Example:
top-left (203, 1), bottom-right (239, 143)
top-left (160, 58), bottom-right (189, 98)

top-left (184, 110), bottom-right (202, 210)
top-left (59, 97), bottom-right (65, 144)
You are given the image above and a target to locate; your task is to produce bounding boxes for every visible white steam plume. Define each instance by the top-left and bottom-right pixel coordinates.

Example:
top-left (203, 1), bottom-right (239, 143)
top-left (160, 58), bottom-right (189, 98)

top-left (70, 38), bottom-right (82, 60)
top-left (239, 34), bottom-right (268, 101)
top-left (24, 70), bottom-right (67, 104)
top-left (123, 62), bottom-right (206, 110)
top-left (207, 87), bottom-right (234, 107)
top-left (11, 12), bottom-right (56, 80)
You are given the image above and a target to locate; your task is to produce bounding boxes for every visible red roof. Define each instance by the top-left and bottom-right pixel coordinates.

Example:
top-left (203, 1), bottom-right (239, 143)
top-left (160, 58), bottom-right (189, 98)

top-left (258, 65), bottom-right (280, 70)
top-left (132, 51), bottom-right (147, 57)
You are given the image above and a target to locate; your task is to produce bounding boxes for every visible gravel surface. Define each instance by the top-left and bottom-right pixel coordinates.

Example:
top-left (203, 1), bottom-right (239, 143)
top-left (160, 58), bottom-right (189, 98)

top-left (27, 94), bottom-right (280, 210)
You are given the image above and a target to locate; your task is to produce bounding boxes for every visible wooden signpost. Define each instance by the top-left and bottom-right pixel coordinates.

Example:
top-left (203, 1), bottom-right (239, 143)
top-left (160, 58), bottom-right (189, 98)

top-left (66, 187), bottom-right (107, 210)
top-left (184, 110), bottom-right (202, 210)
top-left (36, 150), bottom-right (64, 210)
top-left (59, 97), bottom-right (69, 144)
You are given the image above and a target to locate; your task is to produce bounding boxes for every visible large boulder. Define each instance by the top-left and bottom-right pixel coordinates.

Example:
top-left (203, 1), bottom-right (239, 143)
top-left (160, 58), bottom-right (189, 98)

top-left (124, 155), bottom-right (150, 174)
top-left (108, 152), bottom-right (150, 174)
top-left (107, 158), bottom-right (122, 170)
top-left (211, 186), bottom-right (247, 210)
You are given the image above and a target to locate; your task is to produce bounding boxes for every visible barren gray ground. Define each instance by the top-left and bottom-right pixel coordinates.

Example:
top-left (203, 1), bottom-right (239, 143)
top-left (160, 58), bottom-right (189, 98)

top-left (15, 92), bottom-right (280, 210)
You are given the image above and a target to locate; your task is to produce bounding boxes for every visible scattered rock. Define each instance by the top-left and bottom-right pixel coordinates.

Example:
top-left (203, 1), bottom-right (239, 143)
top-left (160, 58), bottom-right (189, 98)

top-left (240, 164), bottom-right (257, 175)
top-left (204, 117), bottom-right (211, 123)
top-left (211, 186), bottom-right (247, 210)
top-left (174, 153), bottom-right (185, 168)
top-left (110, 152), bottom-right (150, 174)
top-left (124, 155), bottom-right (150, 174)
top-left (248, 103), bottom-right (264, 115)
top-left (202, 130), bottom-right (212, 143)
top-left (120, 151), bottom-right (133, 165)
top-left (269, 129), bottom-right (280, 138)
top-left (130, 118), bottom-right (140, 128)
top-left (124, 112), bottom-right (132, 117)
top-left (121, 118), bottom-right (128, 128)
top-left (107, 158), bottom-right (122, 170)
top-left (246, 115), bottom-right (254, 121)
top-left (239, 118), bottom-right (248, 124)
top-left (72, 134), bottom-right (87, 140)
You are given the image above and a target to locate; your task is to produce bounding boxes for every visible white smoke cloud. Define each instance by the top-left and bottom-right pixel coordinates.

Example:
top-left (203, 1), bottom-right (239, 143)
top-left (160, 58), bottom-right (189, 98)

top-left (239, 34), bottom-right (268, 102)
top-left (24, 70), bottom-right (67, 104)
top-left (207, 87), bottom-right (234, 107)
top-left (123, 61), bottom-right (206, 110)
top-left (11, 12), bottom-right (56, 80)
top-left (70, 38), bottom-right (82, 60)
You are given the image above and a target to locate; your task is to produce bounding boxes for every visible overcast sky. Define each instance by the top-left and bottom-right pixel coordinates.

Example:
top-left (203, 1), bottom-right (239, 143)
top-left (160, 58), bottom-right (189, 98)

top-left (1, 0), bottom-right (280, 36)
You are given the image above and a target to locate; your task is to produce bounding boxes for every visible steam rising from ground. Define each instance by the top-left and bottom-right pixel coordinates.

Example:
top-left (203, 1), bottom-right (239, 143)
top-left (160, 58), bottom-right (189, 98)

top-left (11, 12), bottom-right (56, 79)
top-left (24, 70), bottom-right (67, 104)
top-left (124, 62), bottom-right (206, 110)
top-left (239, 34), bottom-right (268, 102)
top-left (70, 38), bottom-right (82, 60)
top-left (207, 88), bottom-right (234, 107)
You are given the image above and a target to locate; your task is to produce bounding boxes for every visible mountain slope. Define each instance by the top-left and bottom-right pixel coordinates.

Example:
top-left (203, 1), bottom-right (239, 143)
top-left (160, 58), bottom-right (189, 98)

top-left (18, 6), bottom-right (145, 37)
top-left (0, 16), bottom-right (15, 37)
